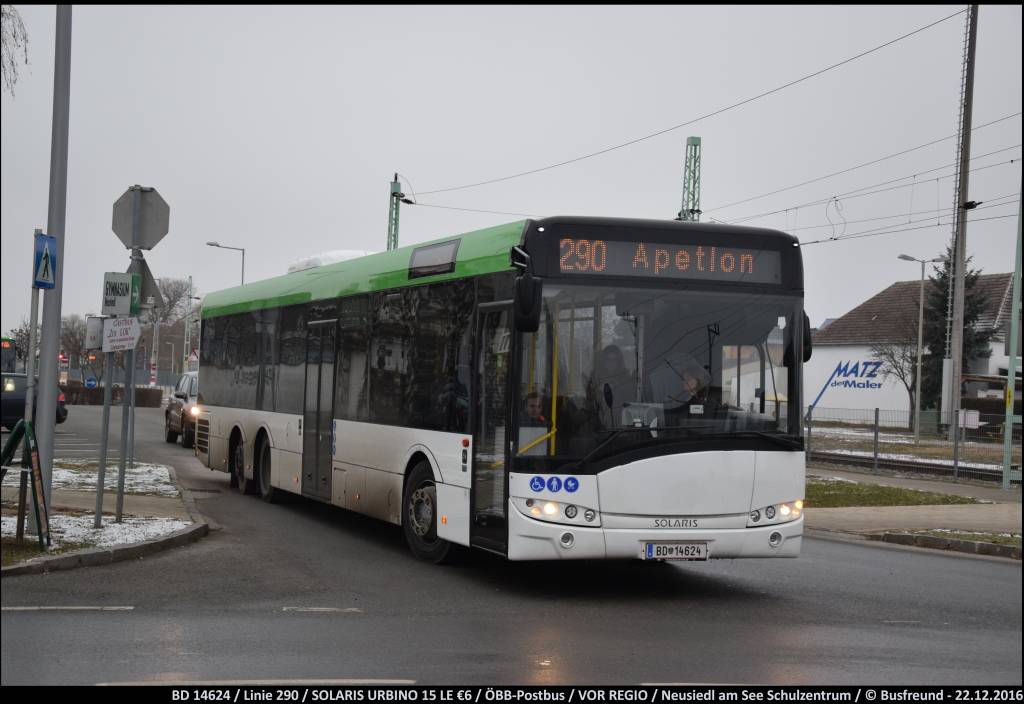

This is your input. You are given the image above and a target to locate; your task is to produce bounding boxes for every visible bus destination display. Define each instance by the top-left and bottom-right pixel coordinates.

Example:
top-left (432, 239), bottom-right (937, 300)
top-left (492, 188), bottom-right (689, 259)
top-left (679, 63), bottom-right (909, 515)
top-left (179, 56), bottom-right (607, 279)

top-left (559, 238), bottom-right (782, 284)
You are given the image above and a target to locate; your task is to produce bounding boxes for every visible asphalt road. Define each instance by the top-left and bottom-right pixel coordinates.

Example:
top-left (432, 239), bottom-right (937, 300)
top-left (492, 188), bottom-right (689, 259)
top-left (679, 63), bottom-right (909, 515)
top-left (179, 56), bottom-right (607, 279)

top-left (1, 406), bottom-right (1021, 685)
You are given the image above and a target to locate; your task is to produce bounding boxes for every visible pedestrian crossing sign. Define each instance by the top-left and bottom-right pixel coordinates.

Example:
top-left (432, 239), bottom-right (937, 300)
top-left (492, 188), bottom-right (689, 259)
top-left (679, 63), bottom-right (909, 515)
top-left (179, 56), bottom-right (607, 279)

top-left (33, 233), bottom-right (58, 289)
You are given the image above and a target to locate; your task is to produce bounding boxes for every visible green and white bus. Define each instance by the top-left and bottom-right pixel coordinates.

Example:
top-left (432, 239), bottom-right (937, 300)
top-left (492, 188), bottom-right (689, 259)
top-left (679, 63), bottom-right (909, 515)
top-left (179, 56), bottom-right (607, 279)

top-left (196, 216), bottom-right (811, 562)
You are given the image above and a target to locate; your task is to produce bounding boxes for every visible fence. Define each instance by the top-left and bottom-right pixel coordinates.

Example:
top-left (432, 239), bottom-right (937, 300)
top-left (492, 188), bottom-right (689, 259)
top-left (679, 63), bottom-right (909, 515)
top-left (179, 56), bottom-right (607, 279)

top-left (804, 405), bottom-right (1021, 485)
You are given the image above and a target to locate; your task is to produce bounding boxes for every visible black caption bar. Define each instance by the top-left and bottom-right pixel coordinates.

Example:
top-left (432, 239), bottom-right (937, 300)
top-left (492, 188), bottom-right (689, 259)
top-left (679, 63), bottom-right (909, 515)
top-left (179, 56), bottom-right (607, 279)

top-left (3, 686), bottom-right (1021, 703)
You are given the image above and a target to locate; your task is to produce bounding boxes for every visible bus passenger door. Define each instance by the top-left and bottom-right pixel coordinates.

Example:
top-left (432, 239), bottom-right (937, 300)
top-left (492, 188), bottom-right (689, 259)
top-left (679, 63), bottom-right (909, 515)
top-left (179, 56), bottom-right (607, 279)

top-left (471, 306), bottom-right (512, 552)
top-left (303, 321), bottom-right (335, 501)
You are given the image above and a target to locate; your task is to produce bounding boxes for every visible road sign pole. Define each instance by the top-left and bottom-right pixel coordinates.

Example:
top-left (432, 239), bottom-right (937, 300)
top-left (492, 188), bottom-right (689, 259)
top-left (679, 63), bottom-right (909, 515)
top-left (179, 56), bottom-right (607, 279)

top-left (93, 350), bottom-right (114, 527)
top-left (35, 5), bottom-right (73, 513)
top-left (24, 231), bottom-right (42, 425)
top-left (116, 347), bottom-right (133, 522)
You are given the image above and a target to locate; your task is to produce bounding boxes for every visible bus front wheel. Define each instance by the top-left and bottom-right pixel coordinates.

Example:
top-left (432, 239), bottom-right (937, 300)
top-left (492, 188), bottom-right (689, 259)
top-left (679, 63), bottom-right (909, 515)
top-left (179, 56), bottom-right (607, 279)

top-left (402, 460), bottom-right (452, 564)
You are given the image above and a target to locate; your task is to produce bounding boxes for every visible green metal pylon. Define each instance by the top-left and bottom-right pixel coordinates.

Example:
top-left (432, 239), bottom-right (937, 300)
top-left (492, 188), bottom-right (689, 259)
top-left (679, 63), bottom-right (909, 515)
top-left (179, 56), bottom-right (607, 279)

top-left (676, 136), bottom-right (702, 222)
top-left (386, 173), bottom-right (402, 251)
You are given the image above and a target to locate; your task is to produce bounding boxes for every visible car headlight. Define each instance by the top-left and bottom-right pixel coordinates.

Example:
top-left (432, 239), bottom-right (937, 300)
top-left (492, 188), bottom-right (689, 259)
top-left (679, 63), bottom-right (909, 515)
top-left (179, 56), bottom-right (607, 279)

top-left (190, 406), bottom-right (201, 416)
top-left (747, 500), bottom-right (802, 527)
top-left (511, 497), bottom-right (600, 527)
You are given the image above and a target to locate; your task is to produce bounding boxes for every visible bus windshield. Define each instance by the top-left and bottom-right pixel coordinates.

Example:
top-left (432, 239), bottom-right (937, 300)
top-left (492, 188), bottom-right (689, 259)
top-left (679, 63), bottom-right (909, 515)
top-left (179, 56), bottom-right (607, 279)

top-left (515, 283), bottom-right (802, 469)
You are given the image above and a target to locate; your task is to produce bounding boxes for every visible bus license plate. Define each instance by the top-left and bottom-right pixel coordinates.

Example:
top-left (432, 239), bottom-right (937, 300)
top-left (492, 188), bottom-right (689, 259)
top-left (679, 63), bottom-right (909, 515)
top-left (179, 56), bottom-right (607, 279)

top-left (644, 542), bottom-right (708, 561)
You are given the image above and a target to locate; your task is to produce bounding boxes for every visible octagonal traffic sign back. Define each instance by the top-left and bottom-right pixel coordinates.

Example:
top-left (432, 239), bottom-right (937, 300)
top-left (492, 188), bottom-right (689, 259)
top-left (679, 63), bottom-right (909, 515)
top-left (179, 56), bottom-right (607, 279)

top-left (112, 186), bottom-right (169, 250)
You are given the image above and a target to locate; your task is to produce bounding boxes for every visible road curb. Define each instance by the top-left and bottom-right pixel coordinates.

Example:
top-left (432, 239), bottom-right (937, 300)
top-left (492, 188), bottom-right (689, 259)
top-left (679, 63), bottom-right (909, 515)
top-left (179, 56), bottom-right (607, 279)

top-left (879, 532), bottom-right (1021, 560)
top-left (1, 521), bottom-right (208, 577)
top-left (2, 462), bottom-right (211, 578)
top-left (807, 527), bottom-right (1021, 560)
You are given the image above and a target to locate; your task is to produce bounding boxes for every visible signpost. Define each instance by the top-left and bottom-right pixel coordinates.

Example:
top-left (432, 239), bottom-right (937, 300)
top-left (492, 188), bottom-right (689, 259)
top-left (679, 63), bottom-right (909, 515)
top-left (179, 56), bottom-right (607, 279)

top-left (106, 185), bottom-right (170, 521)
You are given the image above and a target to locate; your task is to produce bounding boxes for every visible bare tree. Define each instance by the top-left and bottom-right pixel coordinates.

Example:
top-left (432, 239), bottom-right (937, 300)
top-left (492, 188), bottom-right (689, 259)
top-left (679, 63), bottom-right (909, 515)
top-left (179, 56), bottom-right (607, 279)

top-left (60, 313), bottom-right (88, 375)
top-left (6, 316), bottom-right (38, 367)
top-left (1, 5), bottom-right (29, 96)
top-left (145, 278), bottom-right (192, 327)
top-left (870, 306), bottom-right (922, 430)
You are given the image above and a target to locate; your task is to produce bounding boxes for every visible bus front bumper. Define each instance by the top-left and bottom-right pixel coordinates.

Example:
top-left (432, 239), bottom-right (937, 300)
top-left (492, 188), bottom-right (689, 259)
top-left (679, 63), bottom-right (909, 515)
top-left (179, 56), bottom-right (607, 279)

top-left (505, 503), bottom-right (803, 560)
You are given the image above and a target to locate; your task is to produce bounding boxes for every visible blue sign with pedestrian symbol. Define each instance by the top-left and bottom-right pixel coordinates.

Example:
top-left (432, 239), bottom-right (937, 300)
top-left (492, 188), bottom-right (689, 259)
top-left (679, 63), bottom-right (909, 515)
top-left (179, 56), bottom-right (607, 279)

top-left (33, 233), bottom-right (57, 290)
top-left (529, 476), bottom-right (545, 492)
top-left (547, 476), bottom-right (562, 492)
top-left (564, 477), bottom-right (579, 493)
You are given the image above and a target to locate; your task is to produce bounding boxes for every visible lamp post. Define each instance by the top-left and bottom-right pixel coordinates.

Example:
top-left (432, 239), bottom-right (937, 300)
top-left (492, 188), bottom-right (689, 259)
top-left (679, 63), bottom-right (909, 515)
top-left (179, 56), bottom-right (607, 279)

top-left (206, 241), bottom-right (245, 285)
top-left (166, 341), bottom-right (176, 376)
top-left (898, 254), bottom-right (945, 442)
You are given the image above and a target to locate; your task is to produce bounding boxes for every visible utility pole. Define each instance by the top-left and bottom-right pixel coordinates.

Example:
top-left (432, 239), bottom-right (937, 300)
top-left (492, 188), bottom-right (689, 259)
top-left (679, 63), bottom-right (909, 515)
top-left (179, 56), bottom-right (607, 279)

top-left (1002, 189), bottom-right (1022, 490)
top-left (35, 5), bottom-right (73, 509)
top-left (387, 173), bottom-right (402, 251)
top-left (944, 5), bottom-right (979, 440)
top-left (675, 137), bottom-right (702, 222)
top-left (182, 275), bottom-right (192, 372)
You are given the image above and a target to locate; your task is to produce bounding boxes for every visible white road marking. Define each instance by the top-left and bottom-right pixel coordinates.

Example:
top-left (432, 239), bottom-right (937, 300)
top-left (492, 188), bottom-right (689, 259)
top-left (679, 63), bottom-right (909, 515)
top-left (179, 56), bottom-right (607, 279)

top-left (281, 607), bottom-right (363, 613)
top-left (2, 606), bottom-right (135, 611)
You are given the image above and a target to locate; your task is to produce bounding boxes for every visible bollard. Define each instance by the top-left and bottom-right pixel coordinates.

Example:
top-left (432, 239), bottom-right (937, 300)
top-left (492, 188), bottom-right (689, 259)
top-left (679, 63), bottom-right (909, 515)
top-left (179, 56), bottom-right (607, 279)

top-left (873, 408), bottom-right (880, 472)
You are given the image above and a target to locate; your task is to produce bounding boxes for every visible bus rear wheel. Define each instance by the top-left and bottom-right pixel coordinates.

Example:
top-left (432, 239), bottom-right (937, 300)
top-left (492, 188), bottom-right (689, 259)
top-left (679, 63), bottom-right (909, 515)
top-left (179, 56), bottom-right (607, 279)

top-left (234, 440), bottom-right (256, 495)
top-left (402, 460), bottom-right (452, 564)
top-left (258, 440), bottom-right (278, 503)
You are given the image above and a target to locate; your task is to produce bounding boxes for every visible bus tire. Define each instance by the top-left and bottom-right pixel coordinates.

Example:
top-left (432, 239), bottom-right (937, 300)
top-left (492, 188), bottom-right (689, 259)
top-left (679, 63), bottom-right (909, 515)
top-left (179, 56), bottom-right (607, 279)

top-left (258, 439), bottom-right (278, 504)
top-left (234, 440), bottom-right (256, 495)
top-left (402, 460), bottom-right (453, 564)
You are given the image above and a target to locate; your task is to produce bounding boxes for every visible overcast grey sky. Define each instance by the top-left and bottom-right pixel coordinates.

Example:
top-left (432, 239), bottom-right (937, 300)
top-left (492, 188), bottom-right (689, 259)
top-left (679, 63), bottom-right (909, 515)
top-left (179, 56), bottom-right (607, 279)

top-left (2, 5), bottom-right (1021, 337)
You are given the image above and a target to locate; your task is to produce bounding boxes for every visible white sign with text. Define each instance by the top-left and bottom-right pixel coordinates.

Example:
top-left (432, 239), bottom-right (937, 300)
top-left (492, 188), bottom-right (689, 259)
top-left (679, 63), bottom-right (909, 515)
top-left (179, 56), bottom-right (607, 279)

top-left (102, 316), bottom-right (140, 353)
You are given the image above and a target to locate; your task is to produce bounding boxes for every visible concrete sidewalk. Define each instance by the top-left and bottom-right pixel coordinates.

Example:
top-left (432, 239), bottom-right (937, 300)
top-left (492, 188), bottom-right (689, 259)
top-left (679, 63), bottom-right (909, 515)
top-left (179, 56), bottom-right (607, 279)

top-left (804, 503), bottom-right (1022, 534)
top-left (1, 487), bottom-right (191, 521)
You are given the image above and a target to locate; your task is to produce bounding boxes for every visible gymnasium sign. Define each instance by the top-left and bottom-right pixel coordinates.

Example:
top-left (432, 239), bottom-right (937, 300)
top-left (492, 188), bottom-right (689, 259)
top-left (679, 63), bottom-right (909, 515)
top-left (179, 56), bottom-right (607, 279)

top-left (558, 238), bottom-right (782, 284)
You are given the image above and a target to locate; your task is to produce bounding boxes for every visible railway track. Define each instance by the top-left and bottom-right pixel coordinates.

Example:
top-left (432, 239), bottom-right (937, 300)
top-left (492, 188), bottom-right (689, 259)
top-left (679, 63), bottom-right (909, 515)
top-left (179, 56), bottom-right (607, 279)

top-left (807, 450), bottom-right (1020, 484)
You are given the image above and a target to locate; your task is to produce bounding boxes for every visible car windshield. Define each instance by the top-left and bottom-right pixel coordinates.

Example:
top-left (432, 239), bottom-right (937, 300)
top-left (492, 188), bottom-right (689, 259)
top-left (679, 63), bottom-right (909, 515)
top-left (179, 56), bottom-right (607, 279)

top-left (514, 283), bottom-right (802, 468)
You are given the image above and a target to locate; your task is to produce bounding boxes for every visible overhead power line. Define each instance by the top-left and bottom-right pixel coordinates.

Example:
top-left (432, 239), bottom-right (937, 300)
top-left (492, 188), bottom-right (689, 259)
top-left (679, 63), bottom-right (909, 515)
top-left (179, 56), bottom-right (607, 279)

top-left (800, 203), bottom-right (1019, 246)
top-left (417, 9), bottom-right (967, 196)
top-left (704, 111), bottom-right (1021, 214)
top-left (786, 191), bottom-right (1019, 232)
top-left (723, 149), bottom-right (1021, 224)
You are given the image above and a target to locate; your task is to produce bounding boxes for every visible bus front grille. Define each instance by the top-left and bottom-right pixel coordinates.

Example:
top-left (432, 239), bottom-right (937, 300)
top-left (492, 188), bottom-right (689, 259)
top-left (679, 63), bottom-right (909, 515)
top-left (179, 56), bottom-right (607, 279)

top-left (196, 417), bottom-right (210, 454)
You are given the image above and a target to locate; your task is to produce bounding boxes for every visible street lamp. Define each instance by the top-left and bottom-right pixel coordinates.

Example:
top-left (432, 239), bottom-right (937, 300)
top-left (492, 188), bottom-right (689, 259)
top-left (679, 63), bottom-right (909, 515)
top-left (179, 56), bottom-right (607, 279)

top-left (206, 241), bottom-right (246, 285)
top-left (898, 254), bottom-right (946, 443)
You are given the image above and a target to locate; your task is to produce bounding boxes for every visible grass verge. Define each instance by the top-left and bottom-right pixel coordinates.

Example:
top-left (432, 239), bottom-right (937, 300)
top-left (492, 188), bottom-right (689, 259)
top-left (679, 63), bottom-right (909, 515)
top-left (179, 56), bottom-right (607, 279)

top-left (904, 530), bottom-right (1021, 548)
top-left (1, 535), bottom-right (92, 568)
top-left (806, 478), bottom-right (981, 508)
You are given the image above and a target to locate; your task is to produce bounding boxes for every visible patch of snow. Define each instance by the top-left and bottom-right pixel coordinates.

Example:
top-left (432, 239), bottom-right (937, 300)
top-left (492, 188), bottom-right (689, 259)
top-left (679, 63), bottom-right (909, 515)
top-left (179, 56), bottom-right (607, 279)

top-left (820, 448), bottom-right (1002, 470)
top-left (2, 459), bottom-right (179, 497)
top-left (1, 514), bottom-right (190, 550)
top-left (807, 474), bottom-right (859, 484)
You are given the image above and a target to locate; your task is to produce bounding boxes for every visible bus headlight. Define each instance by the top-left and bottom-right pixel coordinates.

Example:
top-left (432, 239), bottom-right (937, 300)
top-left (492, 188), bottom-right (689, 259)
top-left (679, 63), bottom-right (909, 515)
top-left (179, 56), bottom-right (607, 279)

top-left (513, 498), bottom-right (600, 527)
top-left (747, 500), bottom-right (803, 527)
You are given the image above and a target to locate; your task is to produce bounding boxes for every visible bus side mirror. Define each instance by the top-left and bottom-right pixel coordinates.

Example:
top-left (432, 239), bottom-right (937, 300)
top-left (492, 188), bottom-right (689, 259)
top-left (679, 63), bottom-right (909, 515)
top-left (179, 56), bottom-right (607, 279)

top-left (514, 272), bottom-right (543, 332)
top-left (803, 312), bottom-right (813, 362)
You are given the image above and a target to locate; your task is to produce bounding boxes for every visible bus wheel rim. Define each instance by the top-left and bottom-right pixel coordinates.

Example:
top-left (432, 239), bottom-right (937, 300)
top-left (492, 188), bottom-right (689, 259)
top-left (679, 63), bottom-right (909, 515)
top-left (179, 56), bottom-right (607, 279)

top-left (409, 483), bottom-right (436, 540)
